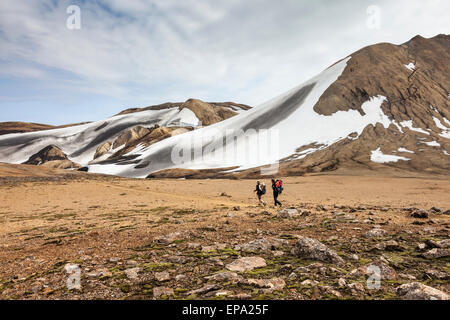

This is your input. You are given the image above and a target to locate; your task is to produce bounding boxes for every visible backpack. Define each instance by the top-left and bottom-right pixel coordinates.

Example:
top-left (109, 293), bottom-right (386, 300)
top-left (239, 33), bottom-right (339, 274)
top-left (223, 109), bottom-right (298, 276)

top-left (275, 180), bottom-right (283, 194)
top-left (260, 184), bottom-right (266, 195)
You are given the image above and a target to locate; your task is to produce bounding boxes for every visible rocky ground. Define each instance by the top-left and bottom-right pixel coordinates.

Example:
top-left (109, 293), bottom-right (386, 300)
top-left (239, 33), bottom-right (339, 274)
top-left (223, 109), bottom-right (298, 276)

top-left (0, 172), bottom-right (448, 300)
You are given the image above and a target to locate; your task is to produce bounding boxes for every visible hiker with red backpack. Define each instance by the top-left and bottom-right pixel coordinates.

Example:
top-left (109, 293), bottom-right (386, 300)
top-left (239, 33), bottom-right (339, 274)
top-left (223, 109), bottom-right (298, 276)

top-left (271, 178), bottom-right (283, 207)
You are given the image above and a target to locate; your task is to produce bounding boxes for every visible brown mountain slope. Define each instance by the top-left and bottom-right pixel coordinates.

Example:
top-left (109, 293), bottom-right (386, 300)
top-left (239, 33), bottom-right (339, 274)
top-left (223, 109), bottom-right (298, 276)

top-left (283, 34), bottom-right (450, 175)
top-left (148, 34), bottom-right (449, 178)
top-left (0, 121), bottom-right (90, 136)
top-left (23, 145), bottom-right (81, 170)
top-left (117, 100), bottom-right (251, 122)
top-left (89, 99), bottom-right (251, 166)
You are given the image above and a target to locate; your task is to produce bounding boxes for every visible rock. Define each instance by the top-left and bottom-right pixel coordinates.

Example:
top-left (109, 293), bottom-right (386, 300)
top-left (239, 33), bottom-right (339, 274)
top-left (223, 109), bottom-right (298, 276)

top-left (421, 248), bottom-right (450, 259)
top-left (225, 257), bottom-right (267, 272)
top-left (246, 278), bottom-right (286, 293)
top-left (396, 282), bottom-right (449, 300)
top-left (175, 274), bottom-right (186, 282)
top-left (230, 293), bottom-right (252, 299)
top-left (416, 243), bottom-right (427, 251)
top-left (86, 268), bottom-right (112, 278)
top-left (124, 267), bottom-right (141, 280)
top-left (202, 243), bottom-right (227, 252)
top-left (291, 237), bottom-right (345, 265)
top-left (205, 271), bottom-right (243, 283)
top-left (187, 284), bottom-right (221, 296)
top-left (423, 270), bottom-right (449, 280)
top-left (153, 286), bottom-right (174, 298)
top-left (126, 260), bottom-right (138, 266)
top-left (338, 278), bottom-right (347, 287)
top-left (272, 250), bottom-right (284, 257)
top-left (364, 228), bottom-right (387, 238)
top-left (348, 282), bottom-right (365, 293)
top-left (155, 271), bottom-right (170, 282)
top-left (443, 210), bottom-right (450, 215)
top-left (187, 242), bottom-right (201, 249)
top-left (349, 254), bottom-right (359, 261)
top-left (288, 273), bottom-right (297, 280)
top-left (220, 192), bottom-right (230, 197)
top-left (425, 239), bottom-right (440, 248)
top-left (153, 231), bottom-right (189, 244)
top-left (301, 279), bottom-right (318, 286)
top-left (235, 238), bottom-right (287, 252)
top-left (358, 258), bottom-right (397, 280)
top-left (399, 273), bottom-right (417, 280)
top-left (438, 239), bottom-right (450, 248)
top-left (215, 291), bottom-right (232, 297)
top-left (277, 208), bottom-right (299, 218)
top-left (430, 207), bottom-right (443, 213)
top-left (207, 257), bottom-right (224, 267)
top-left (233, 206), bottom-right (240, 211)
top-left (165, 255), bottom-right (193, 264)
top-left (373, 240), bottom-right (404, 252)
top-left (412, 209), bottom-right (429, 219)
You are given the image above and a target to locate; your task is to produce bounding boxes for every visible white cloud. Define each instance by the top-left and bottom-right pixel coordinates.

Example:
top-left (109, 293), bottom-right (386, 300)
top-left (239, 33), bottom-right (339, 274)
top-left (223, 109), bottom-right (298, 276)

top-left (0, 0), bottom-right (449, 112)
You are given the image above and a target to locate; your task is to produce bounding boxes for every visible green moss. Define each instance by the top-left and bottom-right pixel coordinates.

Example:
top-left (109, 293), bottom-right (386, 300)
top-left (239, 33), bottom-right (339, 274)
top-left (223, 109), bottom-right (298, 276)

top-left (143, 262), bottom-right (172, 272)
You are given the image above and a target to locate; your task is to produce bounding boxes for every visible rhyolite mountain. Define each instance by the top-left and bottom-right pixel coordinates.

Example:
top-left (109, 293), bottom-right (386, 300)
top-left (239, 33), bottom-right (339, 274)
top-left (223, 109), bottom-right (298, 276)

top-left (0, 34), bottom-right (448, 178)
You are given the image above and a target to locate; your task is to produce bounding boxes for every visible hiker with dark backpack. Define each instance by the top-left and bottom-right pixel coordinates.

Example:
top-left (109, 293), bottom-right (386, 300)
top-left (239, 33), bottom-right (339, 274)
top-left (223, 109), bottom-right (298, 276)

top-left (271, 178), bottom-right (283, 207)
top-left (254, 181), bottom-right (267, 206)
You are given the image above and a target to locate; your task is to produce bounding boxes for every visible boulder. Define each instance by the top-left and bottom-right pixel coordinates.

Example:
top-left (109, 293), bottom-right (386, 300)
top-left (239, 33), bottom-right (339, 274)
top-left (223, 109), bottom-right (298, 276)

top-left (421, 248), bottom-right (450, 259)
top-left (235, 238), bottom-right (287, 252)
top-left (246, 278), bottom-right (286, 293)
top-left (153, 286), bottom-right (174, 298)
top-left (277, 208), bottom-right (300, 218)
top-left (358, 258), bottom-right (397, 280)
top-left (364, 228), bottom-right (387, 238)
top-left (225, 257), bottom-right (267, 272)
top-left (205, 271), bottom-right (243, 283)
top-left (396, 282), bottom-right (449, 300)
top-left (124, 267), bottom-right (141, 280)
top-left (291, 237), bottom-right (345, 265)
top-left (155, 271), bottom-right (170, 282)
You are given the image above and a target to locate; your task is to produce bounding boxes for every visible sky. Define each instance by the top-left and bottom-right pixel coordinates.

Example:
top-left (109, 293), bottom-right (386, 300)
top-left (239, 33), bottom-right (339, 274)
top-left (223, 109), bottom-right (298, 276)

top-left (0, 0), bottom-right (449, 125)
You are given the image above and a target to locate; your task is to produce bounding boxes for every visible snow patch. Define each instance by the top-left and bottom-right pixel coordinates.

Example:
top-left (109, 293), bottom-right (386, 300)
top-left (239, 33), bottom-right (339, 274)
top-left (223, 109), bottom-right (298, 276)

top-left (433, 116), bottom-right (450, 139)
top-left (370, 148), bottom-right (410, 163)
top-left (404, 63), bottom-right (416, 71)
top-left (397, 147), bottom-right (414, 154)
top-left (422, 141), bottom-right (440, 147)
top-left (399, 120), bottom-right (430, 135)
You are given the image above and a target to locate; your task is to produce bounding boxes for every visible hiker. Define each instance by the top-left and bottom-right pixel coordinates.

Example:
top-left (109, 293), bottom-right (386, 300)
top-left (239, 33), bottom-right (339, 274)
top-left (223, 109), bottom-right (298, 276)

top-left (254, 181), bottom-right (266, 206)
top-left (271, 178), bottom-right (283, 207)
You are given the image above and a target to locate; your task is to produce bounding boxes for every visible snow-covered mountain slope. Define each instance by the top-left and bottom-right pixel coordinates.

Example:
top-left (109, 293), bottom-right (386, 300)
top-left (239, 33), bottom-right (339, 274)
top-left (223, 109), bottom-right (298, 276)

top-left (0, 103), bottom-right (244, 168)
top-left (89, 56), bottom-right (401, 178)
top-left (0, 34), bottom-right (448, 178)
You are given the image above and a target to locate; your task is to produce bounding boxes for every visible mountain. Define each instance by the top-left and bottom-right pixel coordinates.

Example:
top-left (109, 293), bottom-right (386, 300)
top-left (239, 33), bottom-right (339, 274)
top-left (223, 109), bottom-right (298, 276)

top-left (0, 121), bottom-right (90, 136)
top-left (0, 100), bottom-right (250, 171)
top-left (0, 35), bottom-right (448, 178)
